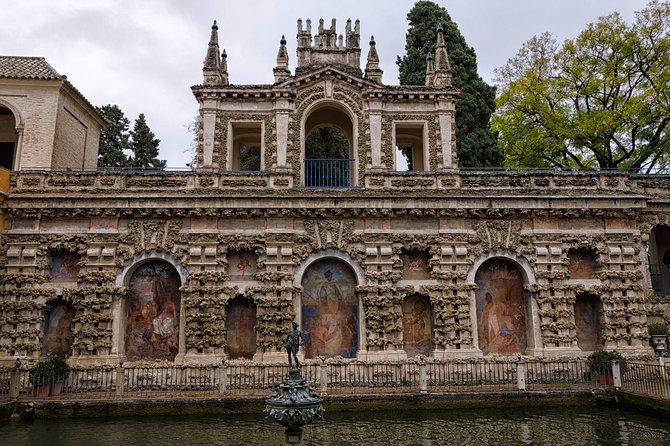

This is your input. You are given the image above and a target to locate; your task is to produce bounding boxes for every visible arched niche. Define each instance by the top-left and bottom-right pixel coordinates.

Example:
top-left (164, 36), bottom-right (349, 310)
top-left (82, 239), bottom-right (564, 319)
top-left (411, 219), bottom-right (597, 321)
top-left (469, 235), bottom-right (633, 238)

top-left (225, 295), bottom-right (257, 359)
top-left (301, 99), bottom-right (358, 186)
top-left (575, 293), bottom-right (603, 352)
top-left (401, 293), bottom-right (433, 357)
top-left (114, 252), bottom-right (187, 361)
top-left (43, 298), bottom-right (75, 357)
top-left (298, 257), bottom-right (360, 358)
top-left (567, 248), bottom-right (597, 279)
top-left (0, 104), bottom-right (20, 170)
top-left (471, 254), bottom-right (541, 356)
top-left (649, 225), bottom-right (670, 294)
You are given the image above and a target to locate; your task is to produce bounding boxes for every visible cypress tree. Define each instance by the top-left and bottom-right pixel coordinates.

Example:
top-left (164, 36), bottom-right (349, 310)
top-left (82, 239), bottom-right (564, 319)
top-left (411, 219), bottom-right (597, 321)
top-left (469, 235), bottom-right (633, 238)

top-left (397, 1), bottom-right (503, 167)
top-left (129, 113), bottom-right (166, 170)
top-left (97, 104), bottom-right (130, 169)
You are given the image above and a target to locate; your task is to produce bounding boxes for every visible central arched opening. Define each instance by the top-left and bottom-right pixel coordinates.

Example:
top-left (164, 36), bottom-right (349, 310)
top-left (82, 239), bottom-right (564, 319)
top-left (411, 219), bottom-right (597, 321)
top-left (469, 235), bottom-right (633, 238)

top-left (475, 258), bottom-right (530, 356)
top-left (301, 259), bottom-right (359, 358)
top-left (0, 106), bottom-right (18, 170)
top-left (303, 103), bottom-right (354, 187)
top-left (125, 260), bottom-right (182, 361)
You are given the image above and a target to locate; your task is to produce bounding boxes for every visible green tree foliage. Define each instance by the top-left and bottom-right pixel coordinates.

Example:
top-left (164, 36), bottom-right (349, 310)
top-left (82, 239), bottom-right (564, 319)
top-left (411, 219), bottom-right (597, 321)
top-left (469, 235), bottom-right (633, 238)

top-left (494, 1), bottom-right (670, 172)
top-left (128, 113), bottom-right (166, 170)
top-left (97, 104), bottom-right (129, 168)
top-left (397, 0), bottom-right (503, 168)
top-left (305, 127), bottom-right (350, 159)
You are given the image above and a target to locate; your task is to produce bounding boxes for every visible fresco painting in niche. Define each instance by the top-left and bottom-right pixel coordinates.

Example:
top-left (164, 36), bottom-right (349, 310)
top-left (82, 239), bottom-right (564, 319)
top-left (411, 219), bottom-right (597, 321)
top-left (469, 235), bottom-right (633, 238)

top-left (475, 259), bottom-right (527, 355)
top-left (401, 250), bottom-right (430, 280)
top-left (50, 251), bottom-right (80, 282)
top-left (125, 261), bottom-right (181, 361)
top-left (568, 250), bottom-right (596, 279)
top-left (575, 294), bottom-right (602, 351)
top-left (44, 300), bottom-right (75, 357)
top-left (402, 294), bottom-right (433, 357)
top-left (226, 296), bottom-right (257, 359)
top-left (227, 251), bottom-right (258, 280)
top-left (302, 260), bottom-right (358, 358)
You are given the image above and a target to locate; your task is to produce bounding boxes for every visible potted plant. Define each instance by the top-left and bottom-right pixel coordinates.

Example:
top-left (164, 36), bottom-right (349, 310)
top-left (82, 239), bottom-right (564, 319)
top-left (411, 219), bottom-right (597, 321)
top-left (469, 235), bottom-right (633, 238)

top-left (29, 359), bottom-right (54, 398)
top-left (49, 356), bottom-right (70, 396)
top-left (29, 357), bottom-right (70, 397)
top-left (648, 322), bottom-right (668, 356)
top-left (586, 350), bottom-right (627, 386)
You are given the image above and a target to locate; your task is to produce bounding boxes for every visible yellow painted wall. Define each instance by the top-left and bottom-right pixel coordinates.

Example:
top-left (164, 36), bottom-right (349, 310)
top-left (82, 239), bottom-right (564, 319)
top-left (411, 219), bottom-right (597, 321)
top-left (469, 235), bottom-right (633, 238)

top-left (0, 167), bottom-right (9, 247)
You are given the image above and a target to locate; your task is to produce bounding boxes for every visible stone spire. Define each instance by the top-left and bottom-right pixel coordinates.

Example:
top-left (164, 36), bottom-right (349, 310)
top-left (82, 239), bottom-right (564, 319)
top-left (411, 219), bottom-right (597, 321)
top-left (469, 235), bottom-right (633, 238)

top-left (274, 35), bottom-right (291, 83)
top-left (220, 49), bottom-right (229, 85)
top-left (364, 36), bottom-right (383, 83)
top-left (425, 25), bottom-right (452, 87)
top-left (424, 52), bottom-right (434, 86)
top-left (202, 20), bottom-right (228, 85)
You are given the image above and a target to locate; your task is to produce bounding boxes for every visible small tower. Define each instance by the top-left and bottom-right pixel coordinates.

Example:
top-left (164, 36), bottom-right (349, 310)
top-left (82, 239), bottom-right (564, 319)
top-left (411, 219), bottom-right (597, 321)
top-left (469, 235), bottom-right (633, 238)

top-left (364, 36), bottom-right (383, 83)
top-left (274, 35), bottom-right (291, 83)
top-left (296, 18), bottom-right (361, 74)
top-left (425, 25), bottom-right (452, 87)
top-left (202, 20), bottom-right (228, 85)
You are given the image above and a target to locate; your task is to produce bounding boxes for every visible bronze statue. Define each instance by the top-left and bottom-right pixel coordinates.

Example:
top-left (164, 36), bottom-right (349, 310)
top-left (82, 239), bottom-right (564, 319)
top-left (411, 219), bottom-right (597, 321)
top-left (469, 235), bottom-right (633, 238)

top-left (285, 321), bottom-right (303, 368)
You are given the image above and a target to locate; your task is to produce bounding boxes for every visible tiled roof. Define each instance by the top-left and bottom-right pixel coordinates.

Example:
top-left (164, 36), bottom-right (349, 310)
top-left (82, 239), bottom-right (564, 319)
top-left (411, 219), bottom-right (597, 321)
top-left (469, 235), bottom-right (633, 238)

top-left (0, 56), bottom-right (62, 80)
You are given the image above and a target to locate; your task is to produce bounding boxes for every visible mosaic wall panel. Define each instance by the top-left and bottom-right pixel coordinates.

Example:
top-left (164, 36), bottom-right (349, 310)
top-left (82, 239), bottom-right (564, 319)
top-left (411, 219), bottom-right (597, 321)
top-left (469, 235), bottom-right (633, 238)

top-left (43, 299), bottom-right (75, 357)
top-left (225, 296), bottom-right (257, 359)
top-left (400, 250), bottom-right (430, 280)
top-left (402, 294), bottom-right (433, 357)
top-left (125, 261), bottom-right (181, 361)
top-left (475, 259), bottom-right (527, 356)
top-left (227, 251), bottom-right (258, 280)
top-left (301, 260), bottom-right (358, 358)
top-left (49, 251), bottom-right (80, 282)
top-left (568, 250), bottom-right (596, 279)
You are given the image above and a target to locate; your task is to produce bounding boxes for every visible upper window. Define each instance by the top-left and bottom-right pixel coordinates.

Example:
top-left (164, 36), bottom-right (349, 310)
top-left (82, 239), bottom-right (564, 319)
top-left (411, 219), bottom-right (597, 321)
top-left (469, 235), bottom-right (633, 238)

top-left (394, 122), bottom-right (426, 172)
top-left (230, 122), bottom-right (262, 171)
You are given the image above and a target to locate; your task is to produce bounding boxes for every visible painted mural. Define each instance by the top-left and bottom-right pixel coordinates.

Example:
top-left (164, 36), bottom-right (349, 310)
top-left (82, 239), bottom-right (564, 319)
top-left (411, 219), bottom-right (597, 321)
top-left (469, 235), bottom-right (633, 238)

top-left (301, 260), bottom-right (358, 358)
top-left (475, 259), bottom-right (527, 356)
top-left (49, 250), bottom-right (80, 282)
top-left (225, 296), bottom-right (257, 359)
top-left (125, 261), bottom-right (181, 361)
top-left (568, 249), bottom-right (596, 279)
top-left (227, 251), bottom-right (258, 280)
top-left (575, 294), bottom-right (602, 351)
top-left (402, 294), bottom-right (433, 357)
top-left (400, 250), bottom-right (430, 280)
top-left (43, 300), bottom-right (75, 357)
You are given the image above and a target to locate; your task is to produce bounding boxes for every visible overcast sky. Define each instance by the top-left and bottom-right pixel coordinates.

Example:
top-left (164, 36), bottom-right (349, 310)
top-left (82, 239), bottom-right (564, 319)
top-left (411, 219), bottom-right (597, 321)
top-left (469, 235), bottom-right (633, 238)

top-left (0, 0), bottom-right (651, 168)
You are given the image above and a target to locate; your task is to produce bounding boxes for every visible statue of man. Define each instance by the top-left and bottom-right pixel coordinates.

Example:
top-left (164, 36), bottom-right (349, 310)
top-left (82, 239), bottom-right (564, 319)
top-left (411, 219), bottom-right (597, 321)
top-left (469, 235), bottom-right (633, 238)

top-left (285, 321), bottom-right (303, 368)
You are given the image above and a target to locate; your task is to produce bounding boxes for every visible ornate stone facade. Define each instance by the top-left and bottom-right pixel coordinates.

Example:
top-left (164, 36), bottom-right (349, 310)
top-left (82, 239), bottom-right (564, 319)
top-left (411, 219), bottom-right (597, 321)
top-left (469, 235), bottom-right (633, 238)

top-left (0, 19), bottom-right (667, 366)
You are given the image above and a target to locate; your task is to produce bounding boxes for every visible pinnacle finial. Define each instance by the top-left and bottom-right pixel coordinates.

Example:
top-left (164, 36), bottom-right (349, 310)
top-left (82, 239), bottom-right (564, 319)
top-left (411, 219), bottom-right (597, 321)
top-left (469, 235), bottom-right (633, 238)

top-left (222, 49), bottom-right (227, 59)
top-left (212, 20), bottom-right (218, 30)
top-left (426, 52), bottom-right (433, 61)
top-left (280, 35), bottom-right (286, 45)
top-left (437, 24), bottom-right (444, 33)
top-left (370, 35), bottom-right (376, 46)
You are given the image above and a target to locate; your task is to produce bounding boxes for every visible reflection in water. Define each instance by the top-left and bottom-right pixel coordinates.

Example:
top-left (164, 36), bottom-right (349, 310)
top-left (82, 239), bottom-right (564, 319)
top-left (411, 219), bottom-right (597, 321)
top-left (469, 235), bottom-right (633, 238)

top-left (1, 406), bottom-right (668, 446)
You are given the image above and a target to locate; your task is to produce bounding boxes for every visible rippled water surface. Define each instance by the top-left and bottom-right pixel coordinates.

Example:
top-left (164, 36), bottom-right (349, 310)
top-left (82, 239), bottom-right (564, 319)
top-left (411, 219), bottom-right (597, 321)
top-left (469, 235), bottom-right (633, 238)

top-left (1, 405), bottom-right (669, 446)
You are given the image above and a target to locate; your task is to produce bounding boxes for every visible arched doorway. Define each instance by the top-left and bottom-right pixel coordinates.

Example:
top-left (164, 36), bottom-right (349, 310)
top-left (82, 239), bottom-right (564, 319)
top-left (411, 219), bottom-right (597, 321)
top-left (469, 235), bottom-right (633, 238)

top-left (402, 294), bottom-right (433, 357)
top-left (575, 293), bottom-right (603, 351)
top-left (303, 103), bottom-right (355, 187)
top-left (301, 259), bottom-right (359, 358)
top-left (125, 260), bottom-right (181, 361)
top-left (475, 259), bottom-right (529, 356)
top-left (225, 296), bottom-right (257, 359)
top-left (43, 298), bottom-right (75, 357)
top-left (0, 106), bottom-right (18, 170)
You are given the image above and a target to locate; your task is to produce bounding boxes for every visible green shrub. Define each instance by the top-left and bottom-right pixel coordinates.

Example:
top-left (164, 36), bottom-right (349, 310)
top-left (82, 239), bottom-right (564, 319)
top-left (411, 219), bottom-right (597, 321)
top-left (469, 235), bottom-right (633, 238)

top-left (29, 357), bottom-right (70, 383)
top-left (587, 350), bottom-right (628, 374)
top-left (648, 322), bottom-right (668, 336)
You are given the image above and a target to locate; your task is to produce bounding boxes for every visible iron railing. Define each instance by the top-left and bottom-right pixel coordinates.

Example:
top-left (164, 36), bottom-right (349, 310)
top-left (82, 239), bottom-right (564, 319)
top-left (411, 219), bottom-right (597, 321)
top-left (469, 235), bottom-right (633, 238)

top-left (649, 264), bottom-right (670, 294)
top-left (304, 158), bottom-right (354, 187)
top-left (2, 359), bottom-right (667, 401)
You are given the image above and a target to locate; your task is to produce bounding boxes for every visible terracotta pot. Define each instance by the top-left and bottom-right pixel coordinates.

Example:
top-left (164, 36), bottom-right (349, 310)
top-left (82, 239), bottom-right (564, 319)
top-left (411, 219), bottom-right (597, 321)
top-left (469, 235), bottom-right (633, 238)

top-left (50, 380), bottom-right (65, 397)
top-left (32, 383), bottom-right (50, 398)
top-left (599, 373), bottom-right (613, 386)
